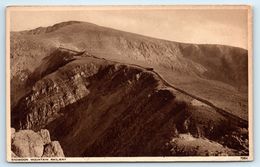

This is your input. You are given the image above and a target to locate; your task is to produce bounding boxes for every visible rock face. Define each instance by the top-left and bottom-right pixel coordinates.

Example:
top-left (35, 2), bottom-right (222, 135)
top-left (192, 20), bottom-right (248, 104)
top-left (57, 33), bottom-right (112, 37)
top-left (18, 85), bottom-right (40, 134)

top-left (11, 151), bottom-right (18, 158)
top-left (10, 21), bottom-right (249, 157)
top-left (37, 129), bottom-right (51, 145)
top-left (11, 128), bottom-right (15, 139)
top-left (11, 52), bottom-right (248, 157)
top-left (169, 134), bottom-right (234, 156)
top-left (43, 141), bottom-right (65, 157)
top-left (11, 128), bottom-right (64, 158)
top-left (10, 21), bottom-right (248, 121)
top-left (12, 130), bottom-right (44, 157)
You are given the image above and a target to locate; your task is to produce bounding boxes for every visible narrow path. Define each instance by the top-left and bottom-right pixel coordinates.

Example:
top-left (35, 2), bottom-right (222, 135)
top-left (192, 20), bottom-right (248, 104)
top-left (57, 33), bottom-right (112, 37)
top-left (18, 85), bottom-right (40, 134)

top-left (73, 49), bottom-right (248, 128)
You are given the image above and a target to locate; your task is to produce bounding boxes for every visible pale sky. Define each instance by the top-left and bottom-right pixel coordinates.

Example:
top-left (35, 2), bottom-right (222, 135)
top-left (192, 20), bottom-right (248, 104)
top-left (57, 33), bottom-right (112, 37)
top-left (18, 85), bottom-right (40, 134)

top-left (9, 6), bottom-right (249, 49)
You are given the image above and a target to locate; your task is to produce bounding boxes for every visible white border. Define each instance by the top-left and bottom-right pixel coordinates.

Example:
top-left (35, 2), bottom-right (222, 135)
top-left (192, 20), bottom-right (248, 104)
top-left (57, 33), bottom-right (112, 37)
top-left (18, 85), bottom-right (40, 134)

top-left (6, 5), bottom-right (253, 162)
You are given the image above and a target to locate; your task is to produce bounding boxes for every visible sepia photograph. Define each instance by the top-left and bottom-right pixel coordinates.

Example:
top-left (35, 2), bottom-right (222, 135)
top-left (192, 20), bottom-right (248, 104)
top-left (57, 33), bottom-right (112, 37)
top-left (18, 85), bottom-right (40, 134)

top-left (6, 5), bottom-right (253, 162)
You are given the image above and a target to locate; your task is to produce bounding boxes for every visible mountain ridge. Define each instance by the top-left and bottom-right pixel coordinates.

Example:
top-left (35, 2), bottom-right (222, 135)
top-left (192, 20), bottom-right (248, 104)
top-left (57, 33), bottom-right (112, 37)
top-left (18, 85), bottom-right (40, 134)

top-left (11, 20), bottom-right (248, 123)
top-left (12, 20), bottom-right (247, 50)
top-left (11, 48), bottom-right (248, 156)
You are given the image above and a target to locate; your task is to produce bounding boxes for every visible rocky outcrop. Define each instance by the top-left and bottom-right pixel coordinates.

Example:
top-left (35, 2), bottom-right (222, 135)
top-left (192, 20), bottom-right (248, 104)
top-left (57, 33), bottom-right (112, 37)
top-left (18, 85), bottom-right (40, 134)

top-left (10, 22), bottom-right (249, 156)
top-left (10, 21), bottom-right (248, 122)
top-left (11, 128), bottom-right (64, 158)
top-left (169, 134), bottom-right (234, 156)
top-left (37, 129), bottom-right (51, 145)
top-left (43, 141), bottom-right (65, 157)
top-left (12, 130), bottom-right (44, 157)
top-left (11, 54), bottom-right (248, 157)
top-left (11, 151), bottom-right (18, 158)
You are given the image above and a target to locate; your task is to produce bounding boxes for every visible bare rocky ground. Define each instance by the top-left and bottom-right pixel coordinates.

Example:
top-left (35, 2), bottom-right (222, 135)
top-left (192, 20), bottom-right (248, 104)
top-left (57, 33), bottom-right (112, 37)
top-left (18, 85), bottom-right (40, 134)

top-left (10, 21), bottom-right (249, 157)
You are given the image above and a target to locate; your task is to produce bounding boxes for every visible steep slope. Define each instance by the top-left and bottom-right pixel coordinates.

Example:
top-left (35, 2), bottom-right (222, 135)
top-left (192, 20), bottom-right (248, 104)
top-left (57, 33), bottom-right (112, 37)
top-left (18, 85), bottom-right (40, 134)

top-left (13, 21), bottom-right (248, 87)
top-left (12, 48), bottom-right (248, 157)
top-left (10, 21), bottom-right (248, 120)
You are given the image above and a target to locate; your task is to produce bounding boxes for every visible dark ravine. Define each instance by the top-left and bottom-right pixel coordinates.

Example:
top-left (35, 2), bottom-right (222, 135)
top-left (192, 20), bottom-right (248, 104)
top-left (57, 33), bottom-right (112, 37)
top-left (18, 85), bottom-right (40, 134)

top-left (11, 48), bottom-right (249, 157)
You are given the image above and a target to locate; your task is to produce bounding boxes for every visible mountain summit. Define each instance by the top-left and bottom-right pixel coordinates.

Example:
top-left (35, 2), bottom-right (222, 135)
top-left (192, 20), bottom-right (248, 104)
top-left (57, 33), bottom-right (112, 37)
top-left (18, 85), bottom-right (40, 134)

top-left (11, 21), bottom-right (248, 120)
top-left (10, 21), bottom-right (249, 156)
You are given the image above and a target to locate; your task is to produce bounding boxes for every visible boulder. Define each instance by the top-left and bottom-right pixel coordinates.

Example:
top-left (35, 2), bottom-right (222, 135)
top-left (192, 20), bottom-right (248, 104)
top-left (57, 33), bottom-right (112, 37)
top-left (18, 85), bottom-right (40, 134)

top-left (43, 141), bottom-right (65, 157)
top-left (12, 130), bottom-right (44, 157)
top-left (37, 129), bottom-right (51, 145)
top-left (11, 128), bottom-right (16, 139)
top-left (11, 151), bottom-right (18, 158)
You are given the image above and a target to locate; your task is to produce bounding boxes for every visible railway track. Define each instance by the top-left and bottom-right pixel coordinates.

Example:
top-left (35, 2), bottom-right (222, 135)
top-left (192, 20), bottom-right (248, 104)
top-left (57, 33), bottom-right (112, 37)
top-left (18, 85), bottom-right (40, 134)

top-left (68, 48), bottom-right (249, 128)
